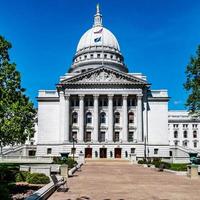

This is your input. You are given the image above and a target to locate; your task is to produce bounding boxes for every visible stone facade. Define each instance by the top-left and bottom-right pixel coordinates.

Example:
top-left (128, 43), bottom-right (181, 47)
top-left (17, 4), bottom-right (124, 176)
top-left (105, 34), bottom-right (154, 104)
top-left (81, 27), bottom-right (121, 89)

top-left (34, 5), bottom-right (199, 161)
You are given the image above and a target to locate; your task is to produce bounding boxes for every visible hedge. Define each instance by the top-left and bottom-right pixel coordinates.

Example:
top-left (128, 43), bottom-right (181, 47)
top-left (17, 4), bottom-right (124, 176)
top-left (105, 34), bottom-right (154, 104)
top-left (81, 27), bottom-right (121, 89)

top-left (15, 171), bottom-right (30, 182)
top-left (26, 173), bottom-right (50, 184)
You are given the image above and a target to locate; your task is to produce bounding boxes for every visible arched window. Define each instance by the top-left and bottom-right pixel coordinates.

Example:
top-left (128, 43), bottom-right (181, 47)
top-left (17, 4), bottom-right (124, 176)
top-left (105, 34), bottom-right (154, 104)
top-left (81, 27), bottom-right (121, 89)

top-left (114, 112), bottom-right (120, 124)
top-left (86, 112), bottom-right (92, 124)
top-left (128, 112), bottom-right (134, 124)
top-left (174, 131), bottom-right (178, 138)
top-left (72, 112), bottom-right (78, 124)
top-left (183, 131), bottom-right (188, 138)
top-left (193, 131), bottom-right (197, 138)
top-left (100, 112), bottom-right (106, 124)
top-left (183, 140), bottom-right (188, 147)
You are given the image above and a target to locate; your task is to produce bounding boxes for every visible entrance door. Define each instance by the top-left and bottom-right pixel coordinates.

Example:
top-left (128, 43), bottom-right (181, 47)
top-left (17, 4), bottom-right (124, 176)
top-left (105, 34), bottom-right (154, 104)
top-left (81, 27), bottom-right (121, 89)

top-left (100, 148), bottom-right (107, 158)
top-left (85, 148), bottom-right (92, 158)
top-left (114, 148), bottom-right (121, 158)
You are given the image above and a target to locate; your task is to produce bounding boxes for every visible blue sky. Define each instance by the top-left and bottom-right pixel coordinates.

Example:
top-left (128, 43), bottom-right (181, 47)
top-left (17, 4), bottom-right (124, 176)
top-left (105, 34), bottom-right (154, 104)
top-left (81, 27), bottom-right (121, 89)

top-left (0, 0), bottom-right (200, 110)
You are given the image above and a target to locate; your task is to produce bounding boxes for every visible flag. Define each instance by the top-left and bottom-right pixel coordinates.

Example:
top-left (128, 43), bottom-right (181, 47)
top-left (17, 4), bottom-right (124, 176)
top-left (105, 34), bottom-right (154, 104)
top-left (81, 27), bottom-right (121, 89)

top-left (94, 28), bottom-right (103, 34)
top-left (94, 37), bottom-right (101, 43)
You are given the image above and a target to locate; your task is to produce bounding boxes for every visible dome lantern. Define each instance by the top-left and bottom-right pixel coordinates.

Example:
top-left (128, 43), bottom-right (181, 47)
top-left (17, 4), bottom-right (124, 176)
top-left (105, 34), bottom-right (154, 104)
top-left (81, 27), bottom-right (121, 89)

top-left (94, 3), bottom-right (103, 27)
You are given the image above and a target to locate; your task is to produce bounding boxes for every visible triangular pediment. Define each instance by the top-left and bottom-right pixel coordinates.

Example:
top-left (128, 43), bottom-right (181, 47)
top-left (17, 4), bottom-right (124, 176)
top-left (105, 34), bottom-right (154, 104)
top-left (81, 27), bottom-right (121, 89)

top-left (61, 66), bottom-right (147, 85)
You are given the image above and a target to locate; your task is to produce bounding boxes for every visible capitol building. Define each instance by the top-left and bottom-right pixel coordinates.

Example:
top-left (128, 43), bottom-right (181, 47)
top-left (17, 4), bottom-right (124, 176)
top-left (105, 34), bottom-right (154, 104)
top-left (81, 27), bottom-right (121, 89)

top-left (28, 5), bottom-right (199, 161)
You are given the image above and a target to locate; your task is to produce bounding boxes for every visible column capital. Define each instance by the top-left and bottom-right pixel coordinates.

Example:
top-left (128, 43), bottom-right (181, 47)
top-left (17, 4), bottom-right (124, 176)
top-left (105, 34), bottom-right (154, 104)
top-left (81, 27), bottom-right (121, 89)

top-left (65, 94), bottom-right (70, 100)
top-left (137, 94), bottom-right (143, 99)
top-left (122, 94), bottom-right (128, 99)
top-left (79, 94), bottom-right (85, 100)
top-left (108, 94), bottom-right (114, 99)
top-left (93, 94), bottom-right (99, 99)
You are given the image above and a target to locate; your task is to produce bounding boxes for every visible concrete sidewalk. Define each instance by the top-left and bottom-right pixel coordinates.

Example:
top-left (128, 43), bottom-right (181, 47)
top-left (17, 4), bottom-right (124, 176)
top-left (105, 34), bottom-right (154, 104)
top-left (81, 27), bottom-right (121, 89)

top-left (49, 160), bottom-right (200, 200)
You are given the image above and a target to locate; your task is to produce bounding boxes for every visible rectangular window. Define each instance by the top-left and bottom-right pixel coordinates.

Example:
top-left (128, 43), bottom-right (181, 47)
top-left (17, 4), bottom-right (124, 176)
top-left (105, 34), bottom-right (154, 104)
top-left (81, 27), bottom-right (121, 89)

top-left (193, 124), bottom-right (198, 128)
top-left (85, 98), bottom-right (93, 107)
top-left (169, 151), bottom-right (173, 156)
top-left (183, 124), bottom-right (188, 128)
top-left (100, 132), bottom-right (105, 142)
top-left (174, 131), bottom-right (178, 138)
top-left (113, 98), bottom-right (122, 106)
top-left (97, 54), bottom-right (101, 58)
top-left (183, 141), bottom-right (188, 147)
top-left (104, 54), bottom-right (107, 58)
top-left (128, 98), bottom-right (136, 107)
top-left (72, 132), bottom-right (77, 141)
top-left (154, 148), bottom-right (158, 155)
top-left (131, 148), bottom-right (135, 154)
top-left (183, 131), bottom-right (188, 138)
top-left (194, 142), bottom-right (197, 148)
top-left (114, 132), bottom-right (120, 142)
top-left (85, 132), bottom-right (91, 142)
top-left (173, 124), bottom-right (178, 128)
top-left (128, 132), bottom-right (134, 142)
top-left (193, 131), bottom-right (197, 138)
top-left (71, 148), bottom-right (76, 154)
top-left (99, 98), bottom-right (108, 107)
top-left (47, 148), bottom-right (52, 155)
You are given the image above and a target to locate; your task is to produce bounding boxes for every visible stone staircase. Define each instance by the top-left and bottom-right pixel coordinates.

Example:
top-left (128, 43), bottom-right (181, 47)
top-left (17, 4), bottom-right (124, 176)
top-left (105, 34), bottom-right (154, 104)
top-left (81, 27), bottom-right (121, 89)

top-left (85, 158), bottom-right (130, 165)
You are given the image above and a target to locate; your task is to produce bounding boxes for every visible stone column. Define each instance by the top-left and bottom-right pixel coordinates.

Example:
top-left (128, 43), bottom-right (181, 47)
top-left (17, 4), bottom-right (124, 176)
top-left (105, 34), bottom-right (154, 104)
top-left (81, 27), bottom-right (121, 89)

top-left (93, 94), bottom-right (99, 142)
top-left (123, 94), bottom-right (128, 142)
top-left (59, 91), bottom-right (66, 143)
top-left (108, 94), bottom-right (114, 142)
top-left (65, 94), bottom-right (70, 142)
top-left (79, 94), bottom-right (84, 142)
top-left (137, 94), bottom-right (143, 142)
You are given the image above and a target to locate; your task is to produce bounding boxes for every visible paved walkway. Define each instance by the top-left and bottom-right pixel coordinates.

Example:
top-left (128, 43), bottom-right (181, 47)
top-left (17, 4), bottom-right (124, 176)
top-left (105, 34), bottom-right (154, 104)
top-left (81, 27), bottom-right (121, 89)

top-left (49, 160), bottom-right (200, 200)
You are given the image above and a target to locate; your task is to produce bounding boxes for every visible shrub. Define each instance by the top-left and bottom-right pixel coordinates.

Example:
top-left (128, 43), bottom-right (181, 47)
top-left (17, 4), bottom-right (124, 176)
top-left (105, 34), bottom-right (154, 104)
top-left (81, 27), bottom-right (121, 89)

top-left (0, 164), bottom-right (19, 183)
top-left (15, 171), bottom-right (30, 182)
top-left (53, 157), bottom-right (77, 169)
top-left (170, 163), bottom-right (188, 171)
top-left (26, 173), bottom-right (50, 184)
top-left (138, 159), bottom-right (147, 164)
top-left (0, 184), bottom-right (11, 200)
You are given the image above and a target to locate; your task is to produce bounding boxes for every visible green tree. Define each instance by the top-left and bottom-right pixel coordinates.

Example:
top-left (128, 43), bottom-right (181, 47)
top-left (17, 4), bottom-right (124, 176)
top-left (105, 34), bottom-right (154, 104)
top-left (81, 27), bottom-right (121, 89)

top-left (184, 45), bottom-right (200, 118)
top-left (0, 36), bottom-right (36, 155)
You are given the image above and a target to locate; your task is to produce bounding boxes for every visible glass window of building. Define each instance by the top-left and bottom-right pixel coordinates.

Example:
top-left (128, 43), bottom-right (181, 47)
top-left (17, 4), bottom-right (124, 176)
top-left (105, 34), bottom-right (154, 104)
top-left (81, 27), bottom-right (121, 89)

top-left (114, 132), bottom-right (120, 142)
top-left (97, 53), bottom-right (100, 58)
top-left (100, 132), bottom-right (105, 142)
top-left (193, 124), bottom-right (198, 128)
top-left (154, 149), bottom-right (158, 155)
top-left (99, 98), bottom-right (108, 107)
top-left (183, 124), bottom-right (188, 128)
top-left (113, 98), bottom-right (122, 106)
top-left (114, 112), bottom-right (120, 124)
top-left (131, 148), bottom-right (135, 154)
top-left (128, 132), bottom-right (134, 142)
top-left (193, 131), bottom-right (197, 138)
top-left (72, 112), bottom-right (78, 124)
top-left (85, 132), bottom-right (91, 142)
top-left (174, 131), bottom-right (178, 138)
top-left (183, 140), bottom-right (188, 147)
top-left (85, 97), bottom-right (93, 107)
top-left (86, 112), bottom-right (92, 124)
top-left (128, 112), bottom-right (134, 124)
top-left (194, 141), bottom-right (197, 148)
top-left (100, 112), bottom-right (106, 124)
top-left (72, 131), bottom-right (77, 141)
top-left (128, 98), bottom-right (136, 107)
top-left (173, 124), bottom-right (178, 128)
top-left (47, 148), bottom-right (52, 155)
top-left (183, 131), bottom-right (188, 138)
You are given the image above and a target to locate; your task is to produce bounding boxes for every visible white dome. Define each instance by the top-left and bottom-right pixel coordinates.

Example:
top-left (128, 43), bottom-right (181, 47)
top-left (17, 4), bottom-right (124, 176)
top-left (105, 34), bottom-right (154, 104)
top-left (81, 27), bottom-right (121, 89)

top-left (76, 26), bottom-right (120, 52)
